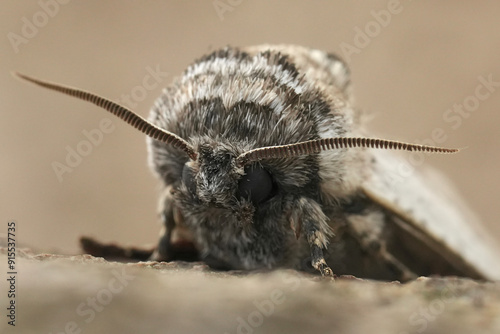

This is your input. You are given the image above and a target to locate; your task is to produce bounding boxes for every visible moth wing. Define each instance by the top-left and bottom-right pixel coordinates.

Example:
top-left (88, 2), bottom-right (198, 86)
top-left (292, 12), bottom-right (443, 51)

top-left (243, 44), bottom-right (351, 96)
top-left (362, 150), bottom-right (500, 280)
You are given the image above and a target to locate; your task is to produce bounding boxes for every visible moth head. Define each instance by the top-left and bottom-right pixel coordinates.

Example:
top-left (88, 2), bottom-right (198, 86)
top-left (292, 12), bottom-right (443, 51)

top-left (180, 140), bottom-right (276, 215)
top-left (14, 72), bottom-right (459, 214)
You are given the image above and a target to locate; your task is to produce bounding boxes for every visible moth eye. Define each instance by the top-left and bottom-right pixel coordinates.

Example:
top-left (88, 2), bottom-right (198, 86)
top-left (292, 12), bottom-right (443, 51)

top-left (238, 165), bottom-right (274, 205)
top-left (182, 164), bottom-right (197, 195)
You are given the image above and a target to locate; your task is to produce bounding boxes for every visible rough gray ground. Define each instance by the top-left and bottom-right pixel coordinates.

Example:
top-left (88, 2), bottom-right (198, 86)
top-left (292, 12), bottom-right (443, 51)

top-left (1, 248), bottom-right (500, 334)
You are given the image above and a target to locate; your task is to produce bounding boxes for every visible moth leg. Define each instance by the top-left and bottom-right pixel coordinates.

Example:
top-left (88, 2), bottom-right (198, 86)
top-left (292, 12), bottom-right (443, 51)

top-left (346, 212), bottom-right (417, 282)
top-left (80, 236), bottom-right (153, 261)
top-left (80, 187), bottom-right (197, 263)
top-left (292, 197), bottom-right (335, 277)
top-left (375, 244), bottom-right (417, 282)
top-left (309, 237), bottom-right (334, 277)
top-left (150, 187), bottom-right (199, 262)
top-left (149, 188), bottom-right (175, 261)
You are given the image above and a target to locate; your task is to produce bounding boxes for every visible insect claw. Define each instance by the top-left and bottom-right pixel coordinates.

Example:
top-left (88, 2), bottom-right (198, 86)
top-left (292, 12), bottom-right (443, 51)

top-left (319, 264), bottom-right (335, 278)
top-left (310, 245), bottom-right (335, 278)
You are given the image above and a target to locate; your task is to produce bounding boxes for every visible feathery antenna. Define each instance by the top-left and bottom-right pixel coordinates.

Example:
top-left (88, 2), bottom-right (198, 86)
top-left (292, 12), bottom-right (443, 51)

top-left (13, 72), bottom-right (197, 160)
top-left (237, 137), bottom-right (459, 166)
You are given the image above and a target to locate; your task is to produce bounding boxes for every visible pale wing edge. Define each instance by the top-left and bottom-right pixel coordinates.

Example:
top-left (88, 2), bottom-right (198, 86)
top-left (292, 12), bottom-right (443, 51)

top-left (362, 150), bottom-right (500, 280)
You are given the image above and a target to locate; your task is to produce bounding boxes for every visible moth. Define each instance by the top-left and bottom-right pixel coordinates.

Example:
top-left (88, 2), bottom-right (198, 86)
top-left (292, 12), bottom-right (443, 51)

top-left (16, 45), bottom-right (500, 282)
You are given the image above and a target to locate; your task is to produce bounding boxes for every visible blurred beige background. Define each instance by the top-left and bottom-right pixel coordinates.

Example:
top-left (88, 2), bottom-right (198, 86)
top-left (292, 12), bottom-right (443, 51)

top-left (1, 1), bottom-right (499, 254)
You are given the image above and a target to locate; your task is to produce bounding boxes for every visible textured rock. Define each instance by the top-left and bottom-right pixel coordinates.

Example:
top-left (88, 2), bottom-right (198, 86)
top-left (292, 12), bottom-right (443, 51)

top-left (1, 248), bottom-right (500, 334)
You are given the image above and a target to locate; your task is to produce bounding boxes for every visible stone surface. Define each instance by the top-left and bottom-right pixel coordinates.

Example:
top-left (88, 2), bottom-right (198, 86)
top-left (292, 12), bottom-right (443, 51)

top-left (1, 248), bottom-right (500, 334)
